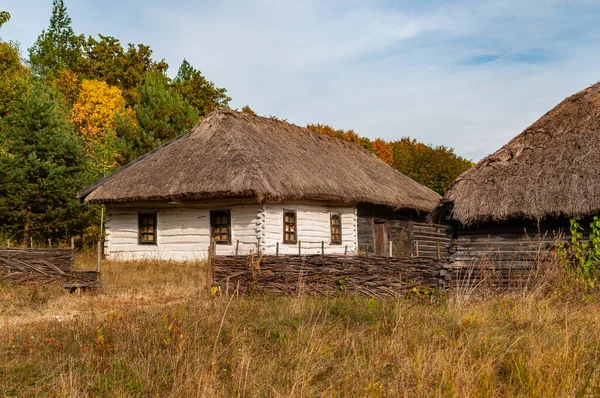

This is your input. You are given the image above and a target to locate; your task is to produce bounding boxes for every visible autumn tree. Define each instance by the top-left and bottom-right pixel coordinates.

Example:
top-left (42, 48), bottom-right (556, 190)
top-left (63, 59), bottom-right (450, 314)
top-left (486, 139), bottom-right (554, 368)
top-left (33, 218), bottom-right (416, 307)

top-left (172, 59), bottom-right (231, 116)
top-left (308, 122), bottom-right (472, 194)
top-left (28, 0), bottom-right (83, 78)
top-left (0, 83), bottom-right (90, 244)
top-left (0, 42), bottom-right (31, 119)
top-left (241, 105), bottom-right (256, 115)
top-left (70, 79), bottom-right (136, 174)
top-left (117, 71), bottom-right (199, 163)
top-left (306, 123), bottom-right (372, 150)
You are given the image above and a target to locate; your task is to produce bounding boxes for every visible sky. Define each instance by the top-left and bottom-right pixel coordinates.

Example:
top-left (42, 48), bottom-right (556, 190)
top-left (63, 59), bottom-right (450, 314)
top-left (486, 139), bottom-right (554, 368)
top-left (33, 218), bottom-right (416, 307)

top-left (2, 0), bottom-right (600, 161)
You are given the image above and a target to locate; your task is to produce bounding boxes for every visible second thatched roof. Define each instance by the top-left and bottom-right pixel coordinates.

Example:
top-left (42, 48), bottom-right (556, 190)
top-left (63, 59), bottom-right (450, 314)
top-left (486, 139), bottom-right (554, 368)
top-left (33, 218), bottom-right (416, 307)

top-left (78, 109), bottom-right (440, 211)
top-left (431, 83), bottom-right (600, 226)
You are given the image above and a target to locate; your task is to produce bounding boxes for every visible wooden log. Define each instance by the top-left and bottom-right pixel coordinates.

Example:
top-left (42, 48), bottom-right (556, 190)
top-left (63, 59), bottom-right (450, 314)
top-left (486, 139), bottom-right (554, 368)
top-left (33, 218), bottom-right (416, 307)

top-left (96, 241), bottom-right (101, 273)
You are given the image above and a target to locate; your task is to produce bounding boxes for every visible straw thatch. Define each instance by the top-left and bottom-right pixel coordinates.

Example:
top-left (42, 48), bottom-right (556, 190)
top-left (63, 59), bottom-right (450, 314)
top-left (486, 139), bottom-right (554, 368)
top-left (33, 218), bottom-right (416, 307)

top-left (78, 109), bottom-right (439, 211)
top-left (431, 83), bottom-right (600, 225)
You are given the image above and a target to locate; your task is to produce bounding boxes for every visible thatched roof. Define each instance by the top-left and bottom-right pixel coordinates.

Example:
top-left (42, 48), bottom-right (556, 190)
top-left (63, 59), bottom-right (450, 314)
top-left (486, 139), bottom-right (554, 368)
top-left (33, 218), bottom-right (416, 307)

top-left (431, 83), bottom-right (600, 226)
top-left (78, 109), bottom-right (440, 211)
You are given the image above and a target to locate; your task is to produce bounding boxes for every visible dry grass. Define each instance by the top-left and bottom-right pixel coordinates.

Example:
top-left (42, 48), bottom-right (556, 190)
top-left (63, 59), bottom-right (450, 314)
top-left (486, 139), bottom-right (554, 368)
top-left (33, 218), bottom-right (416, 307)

top-left (2, 256), bottom-right (600, 397)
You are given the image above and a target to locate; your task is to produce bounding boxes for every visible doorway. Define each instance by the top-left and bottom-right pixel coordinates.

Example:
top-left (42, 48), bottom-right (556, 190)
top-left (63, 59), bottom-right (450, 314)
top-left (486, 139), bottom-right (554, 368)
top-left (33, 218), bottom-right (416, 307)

top-left (373, 221), bottom-right (386, 256)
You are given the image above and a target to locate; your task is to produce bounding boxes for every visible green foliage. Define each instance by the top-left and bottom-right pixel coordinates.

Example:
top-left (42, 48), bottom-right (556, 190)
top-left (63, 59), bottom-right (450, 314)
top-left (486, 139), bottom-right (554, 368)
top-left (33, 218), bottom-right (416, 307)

top-left (556, 217), bottom-right (600, 285)
top-left (390, 138), bottom-right (473, 195)
top-left (0, 11), bottom-right (10, 28)
top-left (0, 42), bottom-right (31, 119)
top-left (78, 35), bottom-right (169, 106)
top-left (0, 82), bottom-right (93, 244)
top-left (172, 59), bottom-right (231, 116)
top-left (118, 71), bottom-right (199, 163)
top-left (28, 0), bottom-right (83, 78)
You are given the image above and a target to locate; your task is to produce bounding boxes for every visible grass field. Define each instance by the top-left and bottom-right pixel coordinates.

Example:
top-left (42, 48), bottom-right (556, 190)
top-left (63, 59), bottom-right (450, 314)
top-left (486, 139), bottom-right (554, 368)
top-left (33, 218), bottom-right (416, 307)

top-left (1, 255), bottom-right (600, 397)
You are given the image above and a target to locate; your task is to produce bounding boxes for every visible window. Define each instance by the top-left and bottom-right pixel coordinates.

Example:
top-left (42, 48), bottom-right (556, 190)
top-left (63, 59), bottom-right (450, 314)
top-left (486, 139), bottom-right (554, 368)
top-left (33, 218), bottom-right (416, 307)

top-left (330, 214), bottom-right (342, 244)
top-left (210, 210), bottom-right (231, 244)
top-left (138, 213), bottom-right (157, 244)
top-left (283, 210), bottom-right (297, 244)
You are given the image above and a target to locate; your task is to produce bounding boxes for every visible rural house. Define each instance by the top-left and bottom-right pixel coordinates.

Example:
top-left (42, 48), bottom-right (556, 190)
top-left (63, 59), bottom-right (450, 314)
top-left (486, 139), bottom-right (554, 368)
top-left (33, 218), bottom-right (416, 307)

top-left (78, 109), bottom-right (441, 260)
top-left (430, 83), bottom-right (600, 267)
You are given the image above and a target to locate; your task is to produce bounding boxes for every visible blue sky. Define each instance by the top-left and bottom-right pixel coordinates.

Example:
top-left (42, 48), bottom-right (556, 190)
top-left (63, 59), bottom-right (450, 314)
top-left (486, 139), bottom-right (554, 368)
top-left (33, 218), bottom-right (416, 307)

top-left (2, 0), bottom-right (600, 161)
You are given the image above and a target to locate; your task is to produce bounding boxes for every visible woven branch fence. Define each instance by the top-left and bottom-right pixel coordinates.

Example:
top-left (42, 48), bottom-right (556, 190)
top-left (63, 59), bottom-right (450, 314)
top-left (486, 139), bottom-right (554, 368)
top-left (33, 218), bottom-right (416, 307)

top-left (0, 248), bottom-right (100, 288)
top-left (212, 255), bottom-right (447, 299)
top-left (212, 253), bottom-right (553, 298)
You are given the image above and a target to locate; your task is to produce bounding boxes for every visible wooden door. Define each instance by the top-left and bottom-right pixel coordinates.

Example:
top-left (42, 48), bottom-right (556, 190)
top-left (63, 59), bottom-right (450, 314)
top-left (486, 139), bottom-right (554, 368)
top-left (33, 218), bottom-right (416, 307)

top-left (373, 221), bottom-right (386, 256)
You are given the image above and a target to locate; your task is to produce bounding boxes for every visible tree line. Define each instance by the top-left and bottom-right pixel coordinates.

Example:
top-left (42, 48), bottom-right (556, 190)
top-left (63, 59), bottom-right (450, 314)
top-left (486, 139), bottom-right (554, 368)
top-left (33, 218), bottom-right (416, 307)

top-left (0, 1), bottom-right (471, 246)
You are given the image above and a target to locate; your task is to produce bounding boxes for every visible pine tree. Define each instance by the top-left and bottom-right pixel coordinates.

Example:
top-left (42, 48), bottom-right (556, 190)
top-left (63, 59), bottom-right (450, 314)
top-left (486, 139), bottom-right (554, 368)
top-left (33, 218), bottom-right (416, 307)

top-left (118, 71), bottom-right (199, 163)
top-left (0, 82), bottom-right (90, 244)
top-left (28, 0), bottom-right (82, 78)
top-left (172, 59), bottom-right (230, 116)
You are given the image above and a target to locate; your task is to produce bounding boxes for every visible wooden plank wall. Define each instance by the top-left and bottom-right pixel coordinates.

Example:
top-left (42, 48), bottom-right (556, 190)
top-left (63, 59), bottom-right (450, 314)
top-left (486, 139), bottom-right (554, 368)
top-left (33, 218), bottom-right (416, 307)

top-left (410, 222), bottom-right (453, 259)
top-left (447, 226), bottom-right (566, 289)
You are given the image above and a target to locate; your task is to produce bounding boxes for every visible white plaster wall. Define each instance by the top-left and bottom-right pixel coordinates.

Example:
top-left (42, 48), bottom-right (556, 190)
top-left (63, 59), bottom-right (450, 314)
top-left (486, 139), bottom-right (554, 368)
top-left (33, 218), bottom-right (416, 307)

top-left (105, 201), bottom-right (358, 260)
top-left (105, 204), bottom-right (261, 261)
top-left (262, 203), bottom-right (358, 255)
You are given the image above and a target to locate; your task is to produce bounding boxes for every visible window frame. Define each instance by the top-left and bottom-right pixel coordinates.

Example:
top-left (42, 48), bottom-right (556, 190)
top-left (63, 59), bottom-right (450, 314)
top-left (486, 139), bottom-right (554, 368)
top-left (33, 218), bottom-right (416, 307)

top-left (210, 209), bottom-right (232, 245)
top-left (138, 212), bottom-right (158, 245)
top-left (330, 213), bottom-right (342, 244)
top-left (282, 210), bottom-right (297, 244)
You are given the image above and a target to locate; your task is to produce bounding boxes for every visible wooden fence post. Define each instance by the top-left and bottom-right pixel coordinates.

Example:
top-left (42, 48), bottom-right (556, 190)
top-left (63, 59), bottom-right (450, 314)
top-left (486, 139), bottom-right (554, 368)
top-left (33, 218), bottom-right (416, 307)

top-left (207, 238), bottom-right (214, 293)
top-left (389, 241), bottom-right (393, 258)
top-left (235, 240), bottom-right (239, 256)
top-left (321, 241), bottom-right (324, 257)
top-left (298, 240), bottom-right (301, 256)
top-left (276, 242), bottom-right (279, 257)
top-left (30, 237), bottom-right (33, 249)
top-left (415, 241), bottom-right (419, 257)
top-left (344, 245), bottom-right (348, 255)
top-left (6, 239), bottom-right (9, 248)
top-left (71, 237), bottom-right (75, 250)
top-left (48, 239), bottom-right (52, 248)
top-left (437, 239), bottom-right (441, 259)
top-left (96, 240), bottom-right (101, 273)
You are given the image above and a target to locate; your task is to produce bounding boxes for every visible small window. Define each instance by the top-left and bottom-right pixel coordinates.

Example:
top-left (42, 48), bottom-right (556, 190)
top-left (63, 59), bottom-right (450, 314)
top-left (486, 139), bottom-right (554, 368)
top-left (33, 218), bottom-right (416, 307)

top-left (330, 214), bottom-right (342, 244)
top-left (138, 213), bottom-right (157, 244)
top-left (210, 210), bottom-right (231, 244)
top-left (283, 210), bottom-right (297, 244)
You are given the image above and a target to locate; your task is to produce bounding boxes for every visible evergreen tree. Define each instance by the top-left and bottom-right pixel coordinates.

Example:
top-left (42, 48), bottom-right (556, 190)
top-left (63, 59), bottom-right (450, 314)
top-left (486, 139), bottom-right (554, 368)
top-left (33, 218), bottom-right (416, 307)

top-left (172, 59), bottom-right (230, 116)
top-left (0, 82), bottom-right (91, 244)
top-left (118, 71), bottom-right (199, 163)
top-left (28, 0), bottom-right (82, 78)
top-left (79, 35), bottom-right (169, 105)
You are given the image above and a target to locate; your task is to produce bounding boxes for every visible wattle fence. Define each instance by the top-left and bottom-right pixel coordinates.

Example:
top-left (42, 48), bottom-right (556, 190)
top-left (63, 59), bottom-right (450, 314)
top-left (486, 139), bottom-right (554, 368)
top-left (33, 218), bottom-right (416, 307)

top-left (0, 248), bottom-right (101, 288)
top-left (211, 253), bottom-right (552, 297)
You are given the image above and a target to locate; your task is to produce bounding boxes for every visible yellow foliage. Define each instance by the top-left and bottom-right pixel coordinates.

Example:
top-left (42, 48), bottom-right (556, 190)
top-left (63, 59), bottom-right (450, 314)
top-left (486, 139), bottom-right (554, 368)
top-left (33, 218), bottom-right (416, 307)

top-left (71, 79), bottom-right (134, 143)
top-left (52, 69), bottom-right (80, 107)
top-left (70, 79), bottom-right (136, 171)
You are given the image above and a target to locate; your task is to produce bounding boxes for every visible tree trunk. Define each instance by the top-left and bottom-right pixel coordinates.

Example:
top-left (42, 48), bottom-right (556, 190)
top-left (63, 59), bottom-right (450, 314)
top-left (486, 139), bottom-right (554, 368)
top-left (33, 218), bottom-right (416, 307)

top-left (22, 204), bottom-right (31, 247)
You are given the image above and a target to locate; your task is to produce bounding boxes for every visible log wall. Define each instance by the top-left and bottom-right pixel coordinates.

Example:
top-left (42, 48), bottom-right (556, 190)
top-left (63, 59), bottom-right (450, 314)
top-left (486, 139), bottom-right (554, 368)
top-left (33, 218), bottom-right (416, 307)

top-left (447, 221), bottom-right (569, 289)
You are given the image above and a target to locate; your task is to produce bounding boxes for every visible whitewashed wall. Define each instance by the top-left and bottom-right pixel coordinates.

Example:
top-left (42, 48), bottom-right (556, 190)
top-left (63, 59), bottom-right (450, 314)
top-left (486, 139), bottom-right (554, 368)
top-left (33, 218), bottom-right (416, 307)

top-left (105, 203), bottom-right (261, 261)
top-left (262, 204), bottom-right (357, 255)
top-left (105, 201), bottom-right (358, 261)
